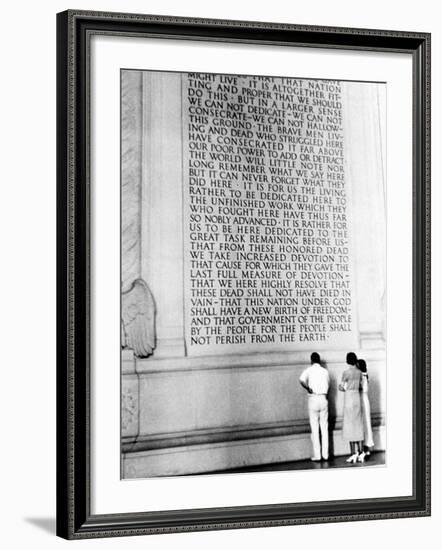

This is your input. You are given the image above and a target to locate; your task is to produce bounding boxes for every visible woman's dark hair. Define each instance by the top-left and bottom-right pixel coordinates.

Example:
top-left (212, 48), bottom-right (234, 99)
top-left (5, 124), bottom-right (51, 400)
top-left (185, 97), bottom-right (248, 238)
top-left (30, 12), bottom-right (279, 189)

top-left (357, 359), bottom-right (367, 373)
top-left (310, 352), bottom-right (320, 364)
top-left (346, 352), bottom-right (358, 365)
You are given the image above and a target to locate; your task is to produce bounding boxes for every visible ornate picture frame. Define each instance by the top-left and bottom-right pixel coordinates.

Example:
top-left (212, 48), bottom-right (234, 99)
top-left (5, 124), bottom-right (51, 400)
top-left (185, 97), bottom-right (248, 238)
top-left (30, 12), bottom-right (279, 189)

top-left (56, 10), bottom-right (430, 539)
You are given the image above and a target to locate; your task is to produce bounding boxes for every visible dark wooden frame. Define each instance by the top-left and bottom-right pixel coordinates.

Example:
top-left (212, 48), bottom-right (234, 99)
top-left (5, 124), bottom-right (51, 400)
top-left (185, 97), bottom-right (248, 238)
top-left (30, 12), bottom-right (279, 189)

top-left (56, 9), bottom-right (431, 539)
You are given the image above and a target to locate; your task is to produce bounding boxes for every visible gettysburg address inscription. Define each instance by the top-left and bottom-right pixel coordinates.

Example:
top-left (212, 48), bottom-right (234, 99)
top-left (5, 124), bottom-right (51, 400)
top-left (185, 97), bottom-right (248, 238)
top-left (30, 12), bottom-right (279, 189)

top-left (182, 73), bottom-right (356, 356)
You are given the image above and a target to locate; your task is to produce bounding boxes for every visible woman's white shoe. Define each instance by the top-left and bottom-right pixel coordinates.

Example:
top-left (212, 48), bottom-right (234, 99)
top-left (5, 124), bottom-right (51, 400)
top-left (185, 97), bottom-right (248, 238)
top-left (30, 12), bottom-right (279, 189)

top-left (346, 454), bottom-right (358, 464)
top-left (357, 452), bottom-right (366, 463)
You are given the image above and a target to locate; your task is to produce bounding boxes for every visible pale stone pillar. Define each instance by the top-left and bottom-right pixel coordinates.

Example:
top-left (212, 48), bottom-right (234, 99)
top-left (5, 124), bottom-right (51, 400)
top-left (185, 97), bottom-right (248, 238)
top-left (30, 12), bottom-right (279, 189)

top-left (121, 70), bottom-right (142, 291)
top-left (342, 83), bottom-right (386, 348)
top-left (140, 72), bottom-right (185, 357)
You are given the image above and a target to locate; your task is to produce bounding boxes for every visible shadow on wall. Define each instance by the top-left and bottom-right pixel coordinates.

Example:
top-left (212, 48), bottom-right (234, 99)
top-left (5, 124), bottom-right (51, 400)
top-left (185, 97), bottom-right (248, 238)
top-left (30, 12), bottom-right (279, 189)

top-left (322, 359), bottom-right (338, 458)
top-left (366, 365), bottom-right (382, 416)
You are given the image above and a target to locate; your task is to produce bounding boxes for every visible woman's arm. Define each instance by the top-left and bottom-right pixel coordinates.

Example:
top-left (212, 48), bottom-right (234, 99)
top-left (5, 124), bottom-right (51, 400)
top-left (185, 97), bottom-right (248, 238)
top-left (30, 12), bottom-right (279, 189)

top-left (361, 373), bottom-right (369, 392)
top-left (338, 371), bottom-right (348, 392)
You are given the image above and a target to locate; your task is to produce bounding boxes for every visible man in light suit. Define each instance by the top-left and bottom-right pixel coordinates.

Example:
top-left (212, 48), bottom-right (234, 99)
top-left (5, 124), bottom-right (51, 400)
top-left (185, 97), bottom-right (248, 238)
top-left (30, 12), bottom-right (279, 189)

top-left (299, 352), bottom-right (330, 461)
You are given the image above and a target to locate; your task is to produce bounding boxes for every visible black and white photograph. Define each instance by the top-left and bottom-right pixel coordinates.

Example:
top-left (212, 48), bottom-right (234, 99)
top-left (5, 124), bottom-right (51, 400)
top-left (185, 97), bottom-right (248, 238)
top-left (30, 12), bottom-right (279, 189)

top-left (0, 0), bottom-right (437, 546)
top-left (121, 70), bottom-right (387, 478)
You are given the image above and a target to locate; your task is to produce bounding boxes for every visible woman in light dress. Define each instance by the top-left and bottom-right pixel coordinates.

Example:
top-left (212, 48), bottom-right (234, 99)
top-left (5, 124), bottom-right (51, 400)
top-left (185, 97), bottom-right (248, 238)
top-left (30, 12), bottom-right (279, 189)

top-left (357, 359), bottom-right (374, 460)
top-left (339, 352), bottom-right (364, 464)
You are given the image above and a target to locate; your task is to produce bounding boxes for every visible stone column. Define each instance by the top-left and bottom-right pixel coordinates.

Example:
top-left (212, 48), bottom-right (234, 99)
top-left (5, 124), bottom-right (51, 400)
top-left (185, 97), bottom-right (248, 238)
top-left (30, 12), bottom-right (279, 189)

top-left (342, 83), bottom-right (386, 349)
top-left (121, 70), bottom-right (142, 290)
top-left (140, 72), bottom-right (185, 357)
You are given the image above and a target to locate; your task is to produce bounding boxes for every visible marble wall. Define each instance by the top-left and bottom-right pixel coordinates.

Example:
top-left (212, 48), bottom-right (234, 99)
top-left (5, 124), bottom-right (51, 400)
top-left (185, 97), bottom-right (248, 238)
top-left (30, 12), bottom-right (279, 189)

top-left (121, 71), bottom-right (386, 478)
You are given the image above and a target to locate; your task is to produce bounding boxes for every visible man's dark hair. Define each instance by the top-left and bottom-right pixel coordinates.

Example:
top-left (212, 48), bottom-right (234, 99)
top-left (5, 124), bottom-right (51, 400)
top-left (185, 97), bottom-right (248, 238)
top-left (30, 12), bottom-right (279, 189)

top-left (346, 352), bottom-right (358, 365)
top-left (311, 352), bottom-right (320, 364)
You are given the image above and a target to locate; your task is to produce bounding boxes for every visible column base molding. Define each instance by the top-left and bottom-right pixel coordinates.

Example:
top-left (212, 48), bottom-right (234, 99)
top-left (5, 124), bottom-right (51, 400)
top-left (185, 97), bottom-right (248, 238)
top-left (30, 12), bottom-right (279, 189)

top-left (123, 425), bottom-right (386, 478)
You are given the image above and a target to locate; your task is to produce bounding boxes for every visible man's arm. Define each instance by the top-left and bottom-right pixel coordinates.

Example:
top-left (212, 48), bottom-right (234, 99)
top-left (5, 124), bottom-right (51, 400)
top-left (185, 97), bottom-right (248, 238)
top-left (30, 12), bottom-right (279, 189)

top-left (299, 371), bottom-right (312, 393)
top-left (300, 379), bottom-right (312, 393)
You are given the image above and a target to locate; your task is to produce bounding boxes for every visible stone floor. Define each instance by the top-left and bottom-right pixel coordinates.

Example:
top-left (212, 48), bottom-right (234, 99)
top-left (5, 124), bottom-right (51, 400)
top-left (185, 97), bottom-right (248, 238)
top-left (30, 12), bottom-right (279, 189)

top-left (195, 451), bottom-right (386, 475)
